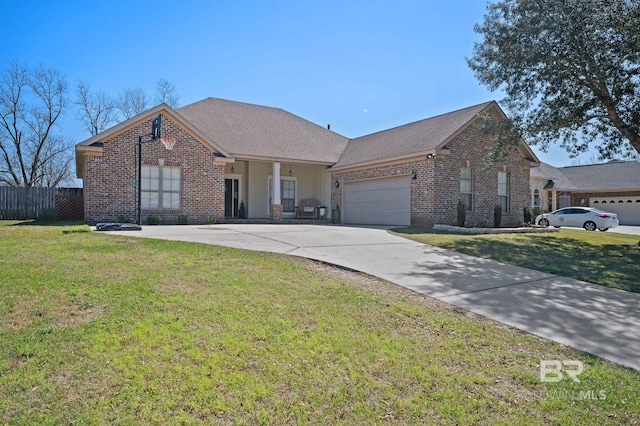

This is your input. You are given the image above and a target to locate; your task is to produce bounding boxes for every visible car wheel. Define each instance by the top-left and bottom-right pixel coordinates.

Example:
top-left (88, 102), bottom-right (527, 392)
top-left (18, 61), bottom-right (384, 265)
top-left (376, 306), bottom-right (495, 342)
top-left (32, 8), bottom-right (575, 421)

top-left (598, 228), bottom-right (609, 232)
top-left (539, 218), bottom-right (549, 227)
top-left (583, 221), bottom-right (597, 231)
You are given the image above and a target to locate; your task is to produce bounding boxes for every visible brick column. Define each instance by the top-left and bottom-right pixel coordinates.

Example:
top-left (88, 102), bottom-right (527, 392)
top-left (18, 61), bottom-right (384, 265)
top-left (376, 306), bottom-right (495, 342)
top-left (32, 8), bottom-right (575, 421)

top-left (270, 204), bottom-right (283, 222)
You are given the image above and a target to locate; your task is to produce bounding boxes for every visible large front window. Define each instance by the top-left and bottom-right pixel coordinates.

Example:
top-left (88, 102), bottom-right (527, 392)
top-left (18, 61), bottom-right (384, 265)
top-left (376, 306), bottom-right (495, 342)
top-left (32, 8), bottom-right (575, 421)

top-left (460, 168), bottom-right (473, 211)
top-left (141, 165), bottom-right (181, 210)
top-left (498, 171), bottom-right (509, 212)
top-left (269, 177), bottom-right (296, 213)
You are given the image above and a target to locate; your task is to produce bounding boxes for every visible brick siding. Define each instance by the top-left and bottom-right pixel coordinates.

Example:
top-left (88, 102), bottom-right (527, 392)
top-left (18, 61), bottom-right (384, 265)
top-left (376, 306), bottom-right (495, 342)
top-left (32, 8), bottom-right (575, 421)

top-left (83, 115), bottom-right (225, 224)
top-left (331, 121), bottom-right (531, 227)
top-left (270, 204), bottom-right (283, 221)
top-left (331, 159), bottom-right (436, 227)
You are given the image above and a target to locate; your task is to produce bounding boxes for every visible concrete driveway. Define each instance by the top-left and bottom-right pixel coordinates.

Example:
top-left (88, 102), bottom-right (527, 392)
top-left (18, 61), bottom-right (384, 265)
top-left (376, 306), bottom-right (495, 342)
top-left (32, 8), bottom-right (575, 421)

top-left (609, 225), bottom-right (640, 236)
top-left (104, 223), bottom-right (640, 371)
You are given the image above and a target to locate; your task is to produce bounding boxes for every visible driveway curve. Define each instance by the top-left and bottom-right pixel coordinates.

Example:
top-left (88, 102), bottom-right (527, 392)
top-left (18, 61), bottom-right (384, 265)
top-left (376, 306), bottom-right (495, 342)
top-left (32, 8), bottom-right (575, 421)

top-left (104, 223), bottom-right (640, 371)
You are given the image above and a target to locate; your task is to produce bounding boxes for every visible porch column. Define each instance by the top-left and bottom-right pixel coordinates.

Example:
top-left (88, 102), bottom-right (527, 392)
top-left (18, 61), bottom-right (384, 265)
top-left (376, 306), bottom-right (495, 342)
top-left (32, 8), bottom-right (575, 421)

top-left (270, 162), bottom-right (283, 221)
top-left (551, 189), bottom-right (557, 211)
top-left (273, 162), bottom-right (281, 205)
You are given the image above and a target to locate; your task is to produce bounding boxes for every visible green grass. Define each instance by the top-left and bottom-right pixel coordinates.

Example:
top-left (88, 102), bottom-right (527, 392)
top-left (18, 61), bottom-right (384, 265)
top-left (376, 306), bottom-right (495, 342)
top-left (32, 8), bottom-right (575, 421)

top-left (392, 228), bottom-right (640, 294)
top-left (1, 221), bottom-right (639, 424)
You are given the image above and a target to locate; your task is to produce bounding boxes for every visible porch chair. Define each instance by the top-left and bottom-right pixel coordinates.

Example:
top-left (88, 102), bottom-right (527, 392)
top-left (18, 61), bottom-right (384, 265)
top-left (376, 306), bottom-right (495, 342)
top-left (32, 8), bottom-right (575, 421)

top-left (296, 198), bottom-right (320, 219)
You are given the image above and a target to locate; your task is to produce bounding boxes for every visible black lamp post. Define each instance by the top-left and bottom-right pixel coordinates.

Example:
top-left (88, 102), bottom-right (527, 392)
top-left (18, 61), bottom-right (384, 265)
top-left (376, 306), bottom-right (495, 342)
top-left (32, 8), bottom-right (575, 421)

top-left (136, 114), bottom-right (163, 225)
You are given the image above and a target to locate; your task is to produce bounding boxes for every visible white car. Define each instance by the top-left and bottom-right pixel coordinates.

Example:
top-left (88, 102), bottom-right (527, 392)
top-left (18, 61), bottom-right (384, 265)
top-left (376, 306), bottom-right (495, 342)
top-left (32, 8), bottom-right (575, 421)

top-left (535, 207), bottom-right (619, 231)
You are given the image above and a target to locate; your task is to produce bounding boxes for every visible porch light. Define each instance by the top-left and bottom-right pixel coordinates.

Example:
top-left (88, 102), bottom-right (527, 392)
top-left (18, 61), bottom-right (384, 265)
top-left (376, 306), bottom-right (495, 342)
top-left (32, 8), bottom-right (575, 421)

top-left (426, 153), bottom-right (436, 159)
top-left (411, 170), bottom-right (417, 180)
top-left (289, 166), bottom-right (292, 176)
top-left (335, 180), bottom-right (340, 188)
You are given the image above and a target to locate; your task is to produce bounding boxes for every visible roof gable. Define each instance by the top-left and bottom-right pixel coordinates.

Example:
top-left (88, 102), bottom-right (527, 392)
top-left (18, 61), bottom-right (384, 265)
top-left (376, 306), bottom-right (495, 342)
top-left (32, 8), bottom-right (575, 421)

top-left (332, 101), bottom-right (538, 170)
top-left (531, 162), bottom-right (577, 190)
top-left (177, 98), bottom-right (349, 164)
top-left (75, 104), bottom-right (233, 177)
top-left (76, 98), bottom-right (542, 178)
top-left (76, 104), bottom-right (231, 155)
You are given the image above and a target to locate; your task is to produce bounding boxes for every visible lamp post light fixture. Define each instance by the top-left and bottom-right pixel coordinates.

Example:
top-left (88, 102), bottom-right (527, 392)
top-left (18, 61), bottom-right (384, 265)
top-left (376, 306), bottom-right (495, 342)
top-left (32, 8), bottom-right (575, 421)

top-left (136, 114), bottom-right (176, 225)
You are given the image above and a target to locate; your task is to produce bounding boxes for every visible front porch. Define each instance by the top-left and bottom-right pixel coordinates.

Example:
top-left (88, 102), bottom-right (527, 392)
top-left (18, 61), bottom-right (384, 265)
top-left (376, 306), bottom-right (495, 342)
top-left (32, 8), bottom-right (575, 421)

top-left (221, 217), bottom-right (333, 225)
top-left (223, 159), bottom-right (334, 222)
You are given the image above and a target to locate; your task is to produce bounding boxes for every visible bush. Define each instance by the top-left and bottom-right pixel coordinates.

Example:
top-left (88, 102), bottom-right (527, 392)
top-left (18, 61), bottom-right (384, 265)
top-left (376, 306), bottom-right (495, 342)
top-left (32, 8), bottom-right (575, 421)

top-left (456, 200), bottom-right (466, 227)
top-left (523, 207), bottom-right (532, 226)
top-left (178, 215), bottom-right (189, 225)
top-left (146, 215), bottom-right (159, 225)
top-left (205, 216), bottom-right (217, 225)
top-left (494, 205), bottom-right (502, 228)
top-left (239, 201), bottom-right (246, 219)
top-left (117, 215), bottom-right (132, 223)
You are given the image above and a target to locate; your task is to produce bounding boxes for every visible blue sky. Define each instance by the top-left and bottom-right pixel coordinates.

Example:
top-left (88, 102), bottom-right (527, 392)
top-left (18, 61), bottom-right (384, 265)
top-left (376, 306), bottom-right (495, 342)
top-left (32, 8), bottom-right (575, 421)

top-left (1, 0), bottom-right (597, 167)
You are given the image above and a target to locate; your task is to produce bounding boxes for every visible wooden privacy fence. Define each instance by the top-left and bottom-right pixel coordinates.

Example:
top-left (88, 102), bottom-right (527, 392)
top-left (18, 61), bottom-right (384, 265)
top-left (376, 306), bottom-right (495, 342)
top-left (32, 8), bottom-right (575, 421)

top-left (0, 187), bottom-right (83, 221)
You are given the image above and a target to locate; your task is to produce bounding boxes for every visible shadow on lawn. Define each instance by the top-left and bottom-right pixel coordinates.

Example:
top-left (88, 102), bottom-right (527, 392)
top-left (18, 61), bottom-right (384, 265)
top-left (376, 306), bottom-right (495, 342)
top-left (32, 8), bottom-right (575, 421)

top-left (9, 220), bottom-right (87, 227)
top-left (402, 245), bottom-right (640, 371)
top-left (395, 229), bottom-right (640, 294)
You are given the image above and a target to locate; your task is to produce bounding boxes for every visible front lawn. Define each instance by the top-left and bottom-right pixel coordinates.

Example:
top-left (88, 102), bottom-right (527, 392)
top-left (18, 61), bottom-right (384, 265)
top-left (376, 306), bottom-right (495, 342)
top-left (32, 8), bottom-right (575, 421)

top-left (392, 228), bottom-right (640, 294)
top-left (1, 221), bottom-right (639, 424)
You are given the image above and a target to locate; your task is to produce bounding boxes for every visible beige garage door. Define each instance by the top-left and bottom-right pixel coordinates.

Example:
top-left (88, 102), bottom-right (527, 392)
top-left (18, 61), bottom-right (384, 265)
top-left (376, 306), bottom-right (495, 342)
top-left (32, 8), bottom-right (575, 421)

top-left (344, 177), bottom-right (411, 226)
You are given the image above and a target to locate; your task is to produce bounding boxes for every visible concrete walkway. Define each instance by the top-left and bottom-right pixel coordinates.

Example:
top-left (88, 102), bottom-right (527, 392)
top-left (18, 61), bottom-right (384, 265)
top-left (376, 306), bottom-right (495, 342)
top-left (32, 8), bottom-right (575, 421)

top-left (104, 224), bottom-right (640, 371)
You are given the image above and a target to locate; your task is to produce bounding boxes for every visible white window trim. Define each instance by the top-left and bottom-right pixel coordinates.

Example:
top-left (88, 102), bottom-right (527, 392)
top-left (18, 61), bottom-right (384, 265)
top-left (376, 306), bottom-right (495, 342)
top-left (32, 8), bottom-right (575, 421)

top-left (498, 171), bottom-right (509, 212)
top-left (460, 167), bottom-right (473, 211)
top-left (532, 189), bottom-right (540, 208)
top-left (141, 165), bottom-right (181, 211)
top-left (268, 176), bottom-right (297, 216)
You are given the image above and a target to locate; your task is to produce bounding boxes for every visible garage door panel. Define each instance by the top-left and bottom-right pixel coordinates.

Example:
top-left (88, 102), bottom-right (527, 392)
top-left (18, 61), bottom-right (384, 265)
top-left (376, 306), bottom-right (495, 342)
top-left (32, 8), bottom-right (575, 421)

top-left (346, 190), bottom-right (409, 203)
top-left (590, 198), bottom-right (640, 225)
top-left (344, 177), bottom-right (411, 226)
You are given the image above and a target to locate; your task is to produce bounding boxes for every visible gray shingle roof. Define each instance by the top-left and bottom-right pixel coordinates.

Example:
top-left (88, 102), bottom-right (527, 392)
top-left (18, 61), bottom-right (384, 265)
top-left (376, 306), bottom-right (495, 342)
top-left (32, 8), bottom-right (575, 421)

top-left (532, 160), bottom-right (640, 191)
top-left (559, 160), bottom-right (640, 191)
top-left (332, 101), bottom-right (495, 169)
top-left (76, 97), bottom-right (540, 178)
top-left (177, 98), bottom-right (349, 164)
top-left (530, 161), bottom-right (577, 190)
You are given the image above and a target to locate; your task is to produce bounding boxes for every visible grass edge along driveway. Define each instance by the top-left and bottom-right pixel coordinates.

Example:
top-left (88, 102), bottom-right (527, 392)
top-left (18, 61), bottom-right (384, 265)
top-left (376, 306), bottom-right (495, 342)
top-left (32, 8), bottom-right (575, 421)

top-left (391, 227), bottom-right (640, 294)
top-left (1, 221), bottom-right (639, 424)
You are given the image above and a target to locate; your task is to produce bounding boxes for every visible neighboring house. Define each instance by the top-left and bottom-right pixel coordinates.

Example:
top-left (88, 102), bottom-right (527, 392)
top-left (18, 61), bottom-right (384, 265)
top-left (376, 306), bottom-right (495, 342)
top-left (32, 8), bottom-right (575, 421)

top-left (75, 98), bottom-right (540, 227)
top-left (530, 160), bottom-right (640, 225)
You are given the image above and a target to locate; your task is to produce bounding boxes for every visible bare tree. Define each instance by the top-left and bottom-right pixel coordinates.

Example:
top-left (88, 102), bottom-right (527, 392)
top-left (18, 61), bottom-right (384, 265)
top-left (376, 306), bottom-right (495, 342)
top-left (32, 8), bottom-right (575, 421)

top-left (118, 86), bottom-right (150, 119)
top-left (76, 81), bottom-right (118, 136)
top-left (0, 62), bottom-right (72, 187)
top-left (155, 78), bottom-right (180, 108)
top-left (38, 137), bottom-right (74, 186)
top-left (75, 78), bottom-right (181, 138)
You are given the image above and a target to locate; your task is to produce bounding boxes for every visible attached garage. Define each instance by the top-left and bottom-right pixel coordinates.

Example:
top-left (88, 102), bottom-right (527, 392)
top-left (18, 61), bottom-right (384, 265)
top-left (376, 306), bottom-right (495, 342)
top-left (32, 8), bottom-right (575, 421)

top-left (590, 197), bottom-right (640, 225)
top-left (343, 176), bottom-right (411, 226)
